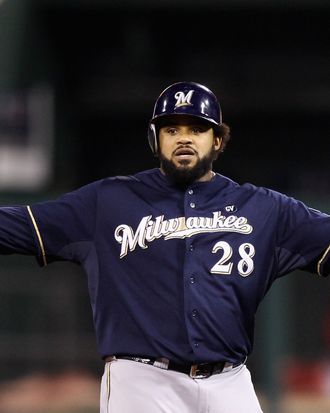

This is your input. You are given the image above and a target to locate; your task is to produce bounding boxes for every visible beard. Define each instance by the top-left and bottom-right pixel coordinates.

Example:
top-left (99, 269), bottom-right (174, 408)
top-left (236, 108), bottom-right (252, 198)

top-left (159, 146), bottom-right (217, 188)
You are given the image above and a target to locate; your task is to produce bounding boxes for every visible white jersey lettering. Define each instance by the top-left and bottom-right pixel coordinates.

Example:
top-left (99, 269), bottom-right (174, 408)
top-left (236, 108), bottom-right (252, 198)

top-left (114, 211), bottom-right (253, 258)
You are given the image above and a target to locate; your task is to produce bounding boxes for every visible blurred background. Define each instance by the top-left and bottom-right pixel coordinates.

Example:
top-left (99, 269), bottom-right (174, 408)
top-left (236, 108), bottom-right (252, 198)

top-left (0, 0), bottom-right (329, 412)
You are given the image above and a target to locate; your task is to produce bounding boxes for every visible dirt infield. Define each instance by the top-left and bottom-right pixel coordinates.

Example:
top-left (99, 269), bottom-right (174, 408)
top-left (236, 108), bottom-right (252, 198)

top-left (0, 371), bottom-right (99, 413)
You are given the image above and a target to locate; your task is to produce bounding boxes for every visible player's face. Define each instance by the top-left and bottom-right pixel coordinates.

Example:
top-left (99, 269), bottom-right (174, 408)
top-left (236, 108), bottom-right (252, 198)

top-left (158, 116), bottom-right (221, 186)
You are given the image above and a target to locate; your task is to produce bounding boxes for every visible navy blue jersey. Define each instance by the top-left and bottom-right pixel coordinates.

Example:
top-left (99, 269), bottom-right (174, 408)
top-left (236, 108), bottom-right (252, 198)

top-left (1, 168), bottom-right (330, 364)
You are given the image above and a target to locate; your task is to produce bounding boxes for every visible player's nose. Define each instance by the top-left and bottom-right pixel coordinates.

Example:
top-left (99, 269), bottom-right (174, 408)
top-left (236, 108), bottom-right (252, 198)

top-left (177, 132), bottom-right (193, 144)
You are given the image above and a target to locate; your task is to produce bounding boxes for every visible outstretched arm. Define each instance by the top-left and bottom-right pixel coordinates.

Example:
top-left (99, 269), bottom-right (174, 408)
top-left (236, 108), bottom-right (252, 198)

top-left (0, 205), bottom-right (37, 256)
top-left (318, 246), bottom-right (330, 277)
top-left (0, 180), bottom-right (99, 266)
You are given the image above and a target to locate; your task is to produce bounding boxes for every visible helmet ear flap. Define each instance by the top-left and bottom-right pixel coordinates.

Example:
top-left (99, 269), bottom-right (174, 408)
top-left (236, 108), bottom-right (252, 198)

top-left (148, 123), bottom-right (158, 156)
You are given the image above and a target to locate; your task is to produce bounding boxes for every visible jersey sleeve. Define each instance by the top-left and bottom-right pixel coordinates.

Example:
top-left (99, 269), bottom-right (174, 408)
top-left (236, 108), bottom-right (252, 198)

top-left (275, 193), bottom-right (330, 277)
top-left (26, 181), bottom-right (99, 266)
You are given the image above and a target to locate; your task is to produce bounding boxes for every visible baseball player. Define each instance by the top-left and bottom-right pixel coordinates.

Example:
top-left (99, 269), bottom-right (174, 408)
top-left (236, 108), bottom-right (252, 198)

top-left (0, 81), bottom-right (330, 413)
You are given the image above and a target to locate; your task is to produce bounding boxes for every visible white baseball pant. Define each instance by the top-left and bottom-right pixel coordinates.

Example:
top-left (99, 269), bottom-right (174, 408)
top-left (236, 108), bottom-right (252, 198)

top-left (100, 358), bottom-right (263, 413)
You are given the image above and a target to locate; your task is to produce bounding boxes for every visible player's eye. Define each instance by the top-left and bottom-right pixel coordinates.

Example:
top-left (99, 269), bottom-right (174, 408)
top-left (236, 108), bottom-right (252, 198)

top-left (191, 126), bottom-right (203, 134)
top-left (165, 127), bottom-right (177, 135)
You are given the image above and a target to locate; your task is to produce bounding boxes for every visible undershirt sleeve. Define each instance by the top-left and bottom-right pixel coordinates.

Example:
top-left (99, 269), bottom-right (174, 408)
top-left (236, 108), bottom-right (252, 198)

top-left (0, 205), bottom-right (37, 256)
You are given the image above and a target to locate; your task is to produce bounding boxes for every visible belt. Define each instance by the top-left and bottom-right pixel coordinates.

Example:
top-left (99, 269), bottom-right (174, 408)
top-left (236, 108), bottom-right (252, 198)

top-left (105, 355), bottom-right (242, 379)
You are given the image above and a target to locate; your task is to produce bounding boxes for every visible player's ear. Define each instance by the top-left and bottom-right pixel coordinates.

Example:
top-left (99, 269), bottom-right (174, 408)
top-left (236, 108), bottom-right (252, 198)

top-left (214, 136), bottom-right (222, 151)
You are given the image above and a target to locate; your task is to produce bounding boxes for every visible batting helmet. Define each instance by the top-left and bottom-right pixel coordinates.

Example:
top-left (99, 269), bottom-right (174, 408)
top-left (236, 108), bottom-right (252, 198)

top-left (148, 81), bottom-right (222, 155)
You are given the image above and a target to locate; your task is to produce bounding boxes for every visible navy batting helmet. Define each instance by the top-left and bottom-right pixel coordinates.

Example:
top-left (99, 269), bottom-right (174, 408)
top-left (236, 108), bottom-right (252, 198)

top-left (148, 81), bottom-right (222, 155)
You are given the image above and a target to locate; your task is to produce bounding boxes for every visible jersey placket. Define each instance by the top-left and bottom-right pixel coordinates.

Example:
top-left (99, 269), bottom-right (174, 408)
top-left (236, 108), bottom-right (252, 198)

top-left (183, 186), bottom-right (204, 356)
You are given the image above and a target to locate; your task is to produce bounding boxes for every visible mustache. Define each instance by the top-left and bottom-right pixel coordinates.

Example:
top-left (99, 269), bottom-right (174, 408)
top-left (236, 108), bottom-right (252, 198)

top-left (173, 146), bottom-right (197, 156)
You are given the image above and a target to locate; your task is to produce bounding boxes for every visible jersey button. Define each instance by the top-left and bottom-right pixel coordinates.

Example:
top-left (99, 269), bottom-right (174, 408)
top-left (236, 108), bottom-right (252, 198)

top-left (189, 244), bottom-right (194, 251)
top-left (190, 202), bottom-right (196, 208)
top-left (192, 309), bottom-right (198, 317)
top-left (190, 276), bottom-right (195, 284)
top-left (193, 342), bottom-right (199, 348)
top-left (188, 189), bottom-right (194, 195)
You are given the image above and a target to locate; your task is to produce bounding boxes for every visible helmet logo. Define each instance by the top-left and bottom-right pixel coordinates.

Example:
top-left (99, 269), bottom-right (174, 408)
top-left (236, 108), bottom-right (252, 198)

top-left (174, 90), bottom-right (194, 108)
